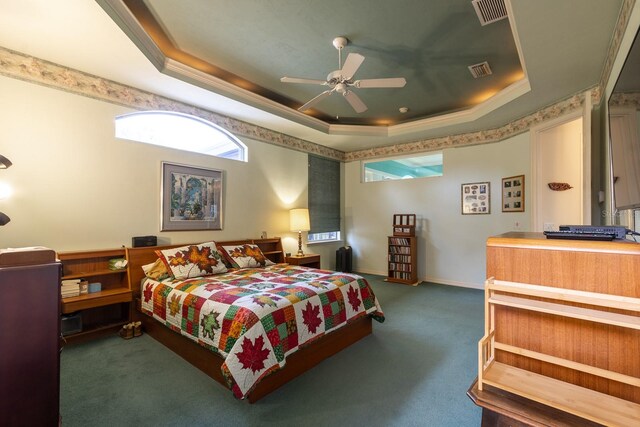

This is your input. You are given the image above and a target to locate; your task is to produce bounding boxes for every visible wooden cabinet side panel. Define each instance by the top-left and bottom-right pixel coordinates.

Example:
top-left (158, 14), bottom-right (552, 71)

top-left (487, 245), bottom-right (640, 403)
top-left (487, 246), bottom-right (640, 297)
top-left (0, 263), bottom-right (60, 425)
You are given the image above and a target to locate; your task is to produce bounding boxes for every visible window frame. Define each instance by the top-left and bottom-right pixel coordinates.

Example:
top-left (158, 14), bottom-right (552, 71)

top-left (115, 110), bottom-right (247, 162)
top-left (307, 155), bottom-right (341, 243)
top-left (361, 152), bottom-right (443, 182)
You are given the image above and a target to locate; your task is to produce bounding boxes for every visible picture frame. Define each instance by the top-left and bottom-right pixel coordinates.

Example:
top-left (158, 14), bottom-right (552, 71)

top-left (461, 182), bottom-right (490, 215)
top-left (502, 175), bottom-right (525, 212)
top-left (161, 162), bottom-right (223, 231)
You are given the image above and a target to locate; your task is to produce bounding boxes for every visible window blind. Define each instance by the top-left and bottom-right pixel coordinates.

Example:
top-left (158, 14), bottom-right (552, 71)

top-left (308, 155), bottom-right (340, 233)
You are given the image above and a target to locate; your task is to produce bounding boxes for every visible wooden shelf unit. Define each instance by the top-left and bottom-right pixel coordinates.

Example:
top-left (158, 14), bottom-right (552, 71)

top-left (393, 214), bottom-right (416, 237)
top-left (473, 232), bottom-right (640, 426)
top-left (57, 248), bottom-right (132, 342)
top-left (386, 236), bottom-right (418, 285)
top-left (252, 238), bottom-right (285, 263)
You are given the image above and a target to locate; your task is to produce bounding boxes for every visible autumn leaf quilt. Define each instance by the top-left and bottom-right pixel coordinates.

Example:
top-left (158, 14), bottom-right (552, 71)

top-left (140, 264), bottom-right (384, 399)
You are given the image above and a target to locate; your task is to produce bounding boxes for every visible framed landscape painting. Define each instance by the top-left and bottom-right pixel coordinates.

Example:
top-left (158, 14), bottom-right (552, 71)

top-left (161, 162), bottom-right (223, 231)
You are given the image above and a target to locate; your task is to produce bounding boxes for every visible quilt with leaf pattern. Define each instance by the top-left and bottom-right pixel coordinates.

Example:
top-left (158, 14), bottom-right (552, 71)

top-left (140, 264), bottom-right (384, 399)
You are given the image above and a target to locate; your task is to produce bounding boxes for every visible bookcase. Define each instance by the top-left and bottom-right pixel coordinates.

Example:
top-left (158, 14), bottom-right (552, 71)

top-left (386, 214), bottom-right (418, 285)
top-left (386, 236), bottom-right (418, 285)
top-left (57, 248), bottom-right (131, 343)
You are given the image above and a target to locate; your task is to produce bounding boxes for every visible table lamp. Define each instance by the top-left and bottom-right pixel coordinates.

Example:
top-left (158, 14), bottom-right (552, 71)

top-left (289, 208), bottom-right (310, 256)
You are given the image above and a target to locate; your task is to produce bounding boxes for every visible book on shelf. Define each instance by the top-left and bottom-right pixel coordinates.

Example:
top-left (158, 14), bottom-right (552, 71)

top-left (389, 237), bottom-right (411, 246)
top-left (61, 279), bottom-right (80, 298)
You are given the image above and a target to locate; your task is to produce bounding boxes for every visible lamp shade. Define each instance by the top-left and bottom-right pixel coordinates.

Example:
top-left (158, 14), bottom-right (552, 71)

top-left (289, 208), bottom-right (310, 232)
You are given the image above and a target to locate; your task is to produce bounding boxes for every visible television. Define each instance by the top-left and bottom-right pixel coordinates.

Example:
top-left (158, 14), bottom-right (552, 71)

top-left (608, 26), bottom-right (640, 211)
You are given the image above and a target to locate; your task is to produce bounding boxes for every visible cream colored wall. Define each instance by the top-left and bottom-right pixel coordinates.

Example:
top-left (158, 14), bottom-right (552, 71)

top-left (0, 75), bottom-right (309, 256)
top-left (345, 132), bottom-right (531, 288)
top-left (532, 117), bottom-right (584, 231)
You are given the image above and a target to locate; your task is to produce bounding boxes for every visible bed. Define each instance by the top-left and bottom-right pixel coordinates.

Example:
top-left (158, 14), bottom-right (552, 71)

top-left (126, 238), bottom-right (384, 402)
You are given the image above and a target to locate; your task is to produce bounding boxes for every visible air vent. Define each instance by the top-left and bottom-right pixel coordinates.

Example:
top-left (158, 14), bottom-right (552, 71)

top-left (472, 0), bottom-right (508, 26)
top-left (468, 61), bottom-right (493, 78)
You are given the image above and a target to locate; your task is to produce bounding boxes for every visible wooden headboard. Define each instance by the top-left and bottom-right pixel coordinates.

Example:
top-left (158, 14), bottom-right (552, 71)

top-left (125, 238), bottom-right (284, 300)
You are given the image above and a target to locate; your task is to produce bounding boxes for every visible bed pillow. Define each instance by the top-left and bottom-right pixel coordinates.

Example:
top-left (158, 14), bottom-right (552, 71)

top-left (156, 242), bottom-right (227, 279)
top-left (220, 244), bottom-right (276, 269)
top-left (141, 258), bottom-right (171, 281)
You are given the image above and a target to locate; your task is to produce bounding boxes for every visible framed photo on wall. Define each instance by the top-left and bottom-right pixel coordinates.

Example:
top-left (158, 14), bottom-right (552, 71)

top-left (461, 182), bottom-right (490, 215)
top-left (502, 175), bottom-right (525, 212)
top-left (161, 162), bottom-right (223, 231)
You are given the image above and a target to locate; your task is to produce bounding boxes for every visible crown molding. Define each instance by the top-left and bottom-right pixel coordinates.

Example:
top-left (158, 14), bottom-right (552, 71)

top-left (344, 92), bottom-right (586, 161)
top-left (99, 0), bottom-right (532, 137)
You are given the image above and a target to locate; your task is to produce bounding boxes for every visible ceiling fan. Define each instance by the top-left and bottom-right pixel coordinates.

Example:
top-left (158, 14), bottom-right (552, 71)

top-left (280, 37), bottom-right (407, 114)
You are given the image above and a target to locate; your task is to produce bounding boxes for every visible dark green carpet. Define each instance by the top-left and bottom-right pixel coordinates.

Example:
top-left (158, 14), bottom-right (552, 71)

top-left (60, 275), bottom-right (484, 426)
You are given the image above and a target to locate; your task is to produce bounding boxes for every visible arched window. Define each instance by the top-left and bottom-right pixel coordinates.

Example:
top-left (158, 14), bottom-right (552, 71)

top-left (115, 111), bottom-right (247, 162)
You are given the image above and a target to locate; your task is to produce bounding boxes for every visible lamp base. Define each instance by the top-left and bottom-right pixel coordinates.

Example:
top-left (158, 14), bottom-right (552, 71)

top-left (297, 231), bottom-right (304, 256)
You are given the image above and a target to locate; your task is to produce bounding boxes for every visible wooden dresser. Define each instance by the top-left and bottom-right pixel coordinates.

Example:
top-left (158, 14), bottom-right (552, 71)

top-left (469, 232), bottom-right (640, 426)
top-left (0, 251), bottom-right (61, 426)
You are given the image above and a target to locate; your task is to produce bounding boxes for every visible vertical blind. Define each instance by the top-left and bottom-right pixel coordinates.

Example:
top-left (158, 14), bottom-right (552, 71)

top-left (308, 154), bottom-right (340, 233)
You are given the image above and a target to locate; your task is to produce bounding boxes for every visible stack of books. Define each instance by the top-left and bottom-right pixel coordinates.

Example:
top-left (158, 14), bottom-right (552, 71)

top-left (61, 279), bottom-right (80, 298)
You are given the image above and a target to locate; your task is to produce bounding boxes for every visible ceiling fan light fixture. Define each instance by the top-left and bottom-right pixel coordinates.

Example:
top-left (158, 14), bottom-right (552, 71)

top-left (281, 37), bottom-right (407, 114)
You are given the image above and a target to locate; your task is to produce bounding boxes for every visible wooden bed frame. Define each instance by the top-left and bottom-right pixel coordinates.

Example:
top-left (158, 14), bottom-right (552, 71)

top-left (126, 238), bottom-right (373, 403)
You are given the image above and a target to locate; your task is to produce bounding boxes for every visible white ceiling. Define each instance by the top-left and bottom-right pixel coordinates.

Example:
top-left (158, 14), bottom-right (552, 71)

top-left (0, 0), bottom-right (625, 152)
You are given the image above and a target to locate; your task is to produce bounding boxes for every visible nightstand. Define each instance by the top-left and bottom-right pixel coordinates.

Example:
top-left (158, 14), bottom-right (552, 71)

top-left (286, 254), bottom-right (321, 269)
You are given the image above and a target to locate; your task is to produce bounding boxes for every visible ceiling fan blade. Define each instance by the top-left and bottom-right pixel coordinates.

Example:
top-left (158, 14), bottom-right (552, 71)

top-left (343, 90), bottom-right (368, 113)
top-left (298, 89), bottom-right (333, 112)
top-left (340, 53), bottom-right (365, 80)
top-left (281, 76), bottom-right (327, 85)
top-left (353, 77), bottom-right (407, 88)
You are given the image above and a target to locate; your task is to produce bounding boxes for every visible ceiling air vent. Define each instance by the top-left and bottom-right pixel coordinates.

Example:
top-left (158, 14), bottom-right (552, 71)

top-left (472, 0), bottom-right (508, 26)
top-left (468, 61), bottom-right (493, 78)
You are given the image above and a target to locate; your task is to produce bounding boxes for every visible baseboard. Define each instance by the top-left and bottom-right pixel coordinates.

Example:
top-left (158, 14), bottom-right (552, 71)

top-left (354, 269), bottom-right (484, 290)
top-left (354, 268), bottom-right (387, 277)
top-left (423, 276), bottom-right (484, 290)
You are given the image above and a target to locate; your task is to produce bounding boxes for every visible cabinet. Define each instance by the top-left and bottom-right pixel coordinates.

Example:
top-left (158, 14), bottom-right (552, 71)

top-left (0, 257), bottom-right (61, 426)
top-left (470, 232), bottom-right (640, 426)
top-left (57, 248), bottom-right (131, 343)
top-left (286, 254), bottom-right (321, 269)
top-left (386, 236), bottom-right (418, 285)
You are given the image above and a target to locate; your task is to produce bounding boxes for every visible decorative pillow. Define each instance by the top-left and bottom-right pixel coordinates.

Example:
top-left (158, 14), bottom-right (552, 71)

top-left (220, 244), bottom-right (276, 269)
top-left (156, 242), bottom-right (227, 279)
top-left (141, 258), bottom-right (171, 281)
top-left (216, 244), bottom-right (235, 269)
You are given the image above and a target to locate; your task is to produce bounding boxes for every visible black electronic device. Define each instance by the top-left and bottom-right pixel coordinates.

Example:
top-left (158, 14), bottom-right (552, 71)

top-left (559, 225), bottom-right (627, 240)
top-left (132, 235), bottom-right (157, 247)
top-left (544, 230), bottom-right (616, 241)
